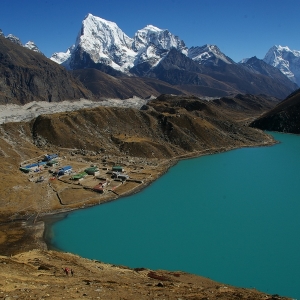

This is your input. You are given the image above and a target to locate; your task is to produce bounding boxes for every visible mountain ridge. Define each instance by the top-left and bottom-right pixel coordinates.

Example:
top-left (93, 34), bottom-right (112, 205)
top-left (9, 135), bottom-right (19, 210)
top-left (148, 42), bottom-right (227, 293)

top-left (1, 16), bottom-right (299, 102)
top-left (0, 35), bottom-right (93, 104)
top-left (48, 13), bottom-right (298, 99)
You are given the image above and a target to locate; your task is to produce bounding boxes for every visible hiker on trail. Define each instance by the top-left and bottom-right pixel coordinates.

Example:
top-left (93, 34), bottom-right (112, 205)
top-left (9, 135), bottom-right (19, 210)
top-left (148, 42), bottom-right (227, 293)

top-left (64, 267), bottom-right (69, 276)
top-left (71, 269), bottom-right (74, 276)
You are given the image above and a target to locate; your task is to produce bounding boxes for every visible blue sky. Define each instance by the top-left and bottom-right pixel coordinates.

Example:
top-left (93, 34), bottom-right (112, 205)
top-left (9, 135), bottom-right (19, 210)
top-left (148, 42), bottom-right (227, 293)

top-left (1, 0), bottom-right (300, 62)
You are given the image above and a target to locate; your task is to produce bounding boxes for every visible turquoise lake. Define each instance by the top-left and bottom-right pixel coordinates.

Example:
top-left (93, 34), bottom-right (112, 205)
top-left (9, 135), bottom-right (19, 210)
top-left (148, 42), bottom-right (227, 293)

top-left (47, 132), bottom-right (300, 299)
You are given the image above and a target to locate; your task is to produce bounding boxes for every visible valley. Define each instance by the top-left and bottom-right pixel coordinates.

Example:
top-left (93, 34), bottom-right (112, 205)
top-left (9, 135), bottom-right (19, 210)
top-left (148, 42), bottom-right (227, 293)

top-left (0, 93), bottom-right (277, 253)
top-left (0, 93), bottom-right (293, 299)
top-left (0, 9), bottom-right (299, 297)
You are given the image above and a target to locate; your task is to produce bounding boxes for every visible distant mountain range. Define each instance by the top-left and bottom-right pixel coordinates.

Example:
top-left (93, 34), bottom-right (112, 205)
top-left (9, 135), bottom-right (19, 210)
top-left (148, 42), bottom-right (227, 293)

top-left (0, 28), bottom-right (42, 54)
top-left (0, 14), bottom-right (299, 102)
top-left (49, 14), bottom-right (300, 90)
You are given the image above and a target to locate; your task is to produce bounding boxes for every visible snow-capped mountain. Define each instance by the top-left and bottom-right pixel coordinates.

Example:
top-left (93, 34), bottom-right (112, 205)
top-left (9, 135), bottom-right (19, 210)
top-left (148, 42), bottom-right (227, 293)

top-left (46, 13), bottom-right (298, 99)
top-left (263, 45), bottom-right (300, 86)
top-left (51, 13), bottom-right (136, 71)
top-left (50, 13), bottom-right (188, 72)
top-left (51, 45), bottom-right (75, 64)
top-left (0, 30), bottom-right (42, 54)
top-left (24, 41), bottom-right (42, 53)
top-left (133, 25), bottom-right (187, 66)
top-left (188, 44), bottom-right (234, 66)
top-left (6, 34), bottom-right (23, 46)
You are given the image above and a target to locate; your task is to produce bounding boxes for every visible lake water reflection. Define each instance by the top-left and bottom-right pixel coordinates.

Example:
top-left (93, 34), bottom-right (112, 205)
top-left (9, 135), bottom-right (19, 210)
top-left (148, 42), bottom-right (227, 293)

top-left (48, 132), bottom-right (300, 299)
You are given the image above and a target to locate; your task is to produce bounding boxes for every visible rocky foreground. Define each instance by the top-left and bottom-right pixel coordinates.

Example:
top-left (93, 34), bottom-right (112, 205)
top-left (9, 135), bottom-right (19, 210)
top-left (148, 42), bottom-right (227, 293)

top-left (0, 249), bottom-right (291, 299)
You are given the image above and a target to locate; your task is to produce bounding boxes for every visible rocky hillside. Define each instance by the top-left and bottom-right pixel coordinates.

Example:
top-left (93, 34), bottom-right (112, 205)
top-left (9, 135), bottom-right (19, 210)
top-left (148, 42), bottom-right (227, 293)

top-left (0, 36), bottom-right (93, 104)
top-left (250, 89), bottom-right (300, 133)
top-left (0, 249), bottom-right (291, 300)
top-left (0, 94), bottom-right (277, 223)
top-left (71, 68), bottom-right (186, 99)
top-left (212, 93), bottom-right (280, 123)
top-left (30, 95), bottom-right (276, 158)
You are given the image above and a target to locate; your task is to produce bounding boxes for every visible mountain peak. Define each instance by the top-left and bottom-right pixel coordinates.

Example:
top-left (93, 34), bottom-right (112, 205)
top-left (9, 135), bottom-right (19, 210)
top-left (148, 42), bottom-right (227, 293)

top-left (273, 45), bottom-right (291, 52)
top-left (131, 24), bottom-right (187, 72)
top-left (143, 24), bottom-right (164, 32)
top-left (24, 41), bottom-right (42, 54)
top-left (263, 45), bottom-right (300, 85)
top-left (133, 24), bottom-right (186, 51)
top-left (67, 13), bottom-right (136, 71)
top-left (51, 14), bottom-right (188, 73)
top-left (188, 44), bottom-right (234, 66)
top-left (6, 34), bottom-right (23, 46)
top-left (82, 13), bottom-right (120, 32)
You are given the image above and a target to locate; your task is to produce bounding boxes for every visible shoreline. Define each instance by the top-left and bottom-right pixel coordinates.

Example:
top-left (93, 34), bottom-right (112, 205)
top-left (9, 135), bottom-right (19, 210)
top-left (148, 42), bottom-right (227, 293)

top-left (1, 134), bottom-right (293, 299)
top-left (40, 137), bottom-right (278, 252)
top-left (0, 134), bottom-right (278, 257)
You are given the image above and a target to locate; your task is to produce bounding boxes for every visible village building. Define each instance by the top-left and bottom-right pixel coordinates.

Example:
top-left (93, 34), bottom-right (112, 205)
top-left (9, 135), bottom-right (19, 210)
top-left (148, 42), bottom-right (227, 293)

top-left (112, 166), bottom-right (124, 172)
top-left (84, 167), bottom-right (99, 176)
top-left (42, 154), bottom-right (58, 162)
top-left (71, 172), bottom-right (87, 180)
top-left (57, 165), bottom-right (72, 176)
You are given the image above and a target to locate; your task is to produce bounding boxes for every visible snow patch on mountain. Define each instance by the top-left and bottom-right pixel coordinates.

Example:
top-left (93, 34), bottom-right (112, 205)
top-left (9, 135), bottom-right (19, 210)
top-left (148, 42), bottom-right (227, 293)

top-left (133, 25), bottom-right (187, 66)
top-left (188, 44), bottom-right (234, 66)
top-left (50, 45), bottom-right (74, 64)
top-left (239, 58), bottom-right (249, 64)
top-left (6, 34), bottom-right (23, 46)
top-left (263, 45), bottom-right (300, 86)
top-left (24, 41), bottom-right (42, 53)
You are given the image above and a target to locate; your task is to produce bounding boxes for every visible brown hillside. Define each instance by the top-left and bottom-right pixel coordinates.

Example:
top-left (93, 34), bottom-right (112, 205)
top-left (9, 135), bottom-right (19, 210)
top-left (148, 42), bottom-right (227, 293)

top-left (0, 36), bottom-right (93, 104)
top-left (0, 249), bottom-right (291, 300)
top-left (250, 88), bottom-right (300, 133)
top-left (0, 95), bottom-right (276, 224)
top-left (72, 68), bottom-right (186, 99)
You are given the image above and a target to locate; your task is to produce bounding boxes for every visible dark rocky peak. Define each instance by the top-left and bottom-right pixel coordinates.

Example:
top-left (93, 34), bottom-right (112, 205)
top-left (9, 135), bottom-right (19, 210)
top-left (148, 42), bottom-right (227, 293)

top-left (239, 56), bottom-right (299, 90)
top-left (158, 48), bottom-right (203, 72)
